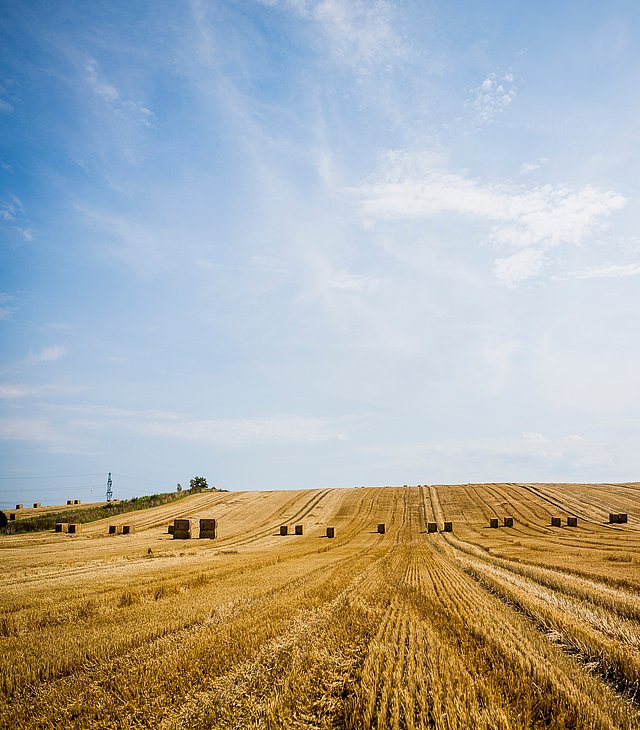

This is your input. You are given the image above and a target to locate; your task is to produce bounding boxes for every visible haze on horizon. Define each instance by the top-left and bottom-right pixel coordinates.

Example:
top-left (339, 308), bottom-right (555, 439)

top-left (1, 1), bottom-right (640, 506)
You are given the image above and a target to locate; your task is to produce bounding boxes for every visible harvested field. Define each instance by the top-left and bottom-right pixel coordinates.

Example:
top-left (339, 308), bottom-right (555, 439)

top-left (0, 483), bottom-right (639, 729)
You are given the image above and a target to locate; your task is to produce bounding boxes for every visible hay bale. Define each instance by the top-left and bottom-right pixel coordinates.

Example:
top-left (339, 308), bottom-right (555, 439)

top-left (280, 525), bottom-right (288, 536)
top-left (9, 513), bottom-right (16, 521)
top-left (377, 523), bottom-right (386, 534)
top-left (168, 524), bottom-right (175, 535)
top-left (551, 517), bottom-right (561, 527)
top-left (68, 523), bottom-right (81, 534)
top-left (55, 522), bottom-right (68, 532)
top-left (503, 517), bottom-right (514, 527)
top-left (199, 519), bottom-right (216, 539)
top-left (427, 522), bottom-right (438, 533)
top-left (174, 518), bottom-right (192, 531)
top-left (609, 513), bottom-right (619, 524)
top-left (108, 525), bottom-right (118, 535)
top-left (33, 502), bottom-right (40, 508)
top-left (15, 503), bottom-right (23, 510)
top-left (489, 518), bottom-right (499, 528)
top-left (567, 516), bottom-right (578, 527)
top-left (172, 530), bottom-right (191, 539)
top-left (617, 513), bottom-right (628, 524)
top-left (326, 527), bottom-right (335, 538)
top-left (66, 500), bottom-right (73, 505)
top-left (73, 499), bottom-right (80, 505)
top-left (443, 521), bottom-right (453, 532)
top-left (121, 525), bottom-right (133, 535)
top-left (294, 524), bottom-right (303, 535)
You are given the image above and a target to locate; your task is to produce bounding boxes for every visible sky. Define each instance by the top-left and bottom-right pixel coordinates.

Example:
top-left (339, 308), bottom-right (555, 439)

top-left (1, 0), bottom-right (640, 506)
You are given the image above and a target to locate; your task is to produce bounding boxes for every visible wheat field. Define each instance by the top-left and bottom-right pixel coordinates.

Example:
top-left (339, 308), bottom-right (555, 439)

top-left (1, 483), bottom-right (639, 729)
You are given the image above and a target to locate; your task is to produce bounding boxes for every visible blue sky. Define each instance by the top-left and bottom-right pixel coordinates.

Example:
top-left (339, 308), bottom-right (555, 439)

top-left (2, 0), bottom-right (640, 505)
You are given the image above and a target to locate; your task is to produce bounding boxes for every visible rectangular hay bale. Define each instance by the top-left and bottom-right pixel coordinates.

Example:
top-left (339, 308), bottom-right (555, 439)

top-left (73, 499), bottom-right (80, 505)
top-left (427, 522), bottom-right (438, 533)
top-left (66, 500), bottom-right (73, 505)
top-left (551, 517), bottom-right (561, 527)
top-left (567, 517), bottom-right (578, 527)
top-left (168, 524), bottom-right (175, 534)
top-left (489, 518), bottom-right (499, 528)
top-left (15, 504), bottom-right (23, 510)
top-left (121, 525), bottom-right (132, 535)
top-left (174, 519), bottom-right (192, 531)
top-left (68, 523), bottom-right (81, 534)
top-left (172, 530), bottom-right (191, 539)
top-left (108, 525), bottom-right (118, 535)
top-left (618, 513), bottom-right (628, 524)
top-left (55, 522), bottom-right (68, 532)
top-left (33, 502), bottom-right (40, 508)
top-left (280, 525), bottom-right (288, 536)
top-left (200, 518), bottom-right (216, 531)
top-left (609, 513), bottom-right (619, 524)
top-left (326, 527), bottom-right (335, 538)
top-left (503, 517), bottom-right (514, 527)
top-left (294, 524), bottom-right (303, 535)
top-left (443, 521), bottom-right (453, 532)
top-left (377, 523), bottom-right (386, 534)
top-left (199, 530), bottom-right (216, 539)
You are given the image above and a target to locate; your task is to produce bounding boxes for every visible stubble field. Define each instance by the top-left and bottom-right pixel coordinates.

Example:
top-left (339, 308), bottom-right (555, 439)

top-left (1, 482), bottom-right (639, 729)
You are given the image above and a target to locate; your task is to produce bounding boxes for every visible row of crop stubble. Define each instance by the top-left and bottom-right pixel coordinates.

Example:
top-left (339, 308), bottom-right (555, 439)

top-left (1, 483), bottom-right (639, 728)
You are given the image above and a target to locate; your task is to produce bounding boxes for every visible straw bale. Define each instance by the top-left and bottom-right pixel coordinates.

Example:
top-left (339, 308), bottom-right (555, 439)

top-left (108, 525), bottom-right (118, 535)
top-left (443, 521), bottom-right (453, 532)
top-left (9, 513), bottom-right (15, 520)
top-left (618, 513), bottom-right (628, 523)
top-left (567, 517), bottom-right (578, 527)
top-left (427, 522), bottom-right (438, 533)
top-left (55, 522), bottom-right (68, 532)
top-left (33, 502), bottom-right (40, 508)
top-left (377, 523), bottom-right (386, 534)
top-left (489, 518), bottom-right (499, 528)
top-left (121, 525), bottom-right (133, 535)
top-left (66, 500), bottom-right (73, 505)
top-left (609, 513), bottom-right (619, 524)
top-left (551, 517), bottom-right (561, 527)
top-left (174, 518), bottom-right (192, 531)
top-left (200, 530), bottom-right (216, 539)
top-left (168, 524), bottom-right (175, 534)
top-left (294, 524), bottom-right (303, 535)
top-left (173, 530), bottom-right (191, 539)
top-left (280, 525), bottom-right (288, 536)
top-left (15, 504), bottom-right (23, 510)
top-left (326, 527), bottom-right (335, 538)
top-left (68, 523), bottom-right (81, 534)
top-left (200, 518), bottom-right (216, 531)
top-left (503, 517), bottom-right (514, 527)
top-left (73, 499), bottom-right (81, 505)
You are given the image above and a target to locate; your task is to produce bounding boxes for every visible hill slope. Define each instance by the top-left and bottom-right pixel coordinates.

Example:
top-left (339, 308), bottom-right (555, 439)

top-left (1, 483), bottom-right (639, 728)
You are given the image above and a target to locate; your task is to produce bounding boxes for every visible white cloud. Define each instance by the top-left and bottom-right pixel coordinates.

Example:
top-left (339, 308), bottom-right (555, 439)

top-left (139, 414), bottom-right (349, 445)
top-left (27, 345), bottom-right (66, 365)
top-left (482, 340), bottom-right (520, 391)
top-left (573, 262), bottom-right (640, 279)
top-left (493, 248), bottom-right (544, 287)
top-left (470, 71), bottom-right (516, 124)
top-left (0, 383), bottom-right (84, 399)
top-left (85, 60), bottom-right (155, 127)
top-left (523, 431), bottom-right (549, 444)
top-left (264, 0), bottom-right (404, 68)
top-left (350, 151), bottom-right (626, 283)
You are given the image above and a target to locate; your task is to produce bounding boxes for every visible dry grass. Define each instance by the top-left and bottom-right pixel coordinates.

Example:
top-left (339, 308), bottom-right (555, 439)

top-left (0, 483), bottom-right (639, 728)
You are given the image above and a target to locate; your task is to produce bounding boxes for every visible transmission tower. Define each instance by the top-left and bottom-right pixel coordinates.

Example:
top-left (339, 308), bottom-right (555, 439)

top-left (106, 472), bottom-right (113, 502)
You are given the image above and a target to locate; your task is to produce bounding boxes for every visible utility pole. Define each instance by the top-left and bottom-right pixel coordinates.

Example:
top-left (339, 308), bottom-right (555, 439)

top-left (106, 472), bottom-right (113, 502)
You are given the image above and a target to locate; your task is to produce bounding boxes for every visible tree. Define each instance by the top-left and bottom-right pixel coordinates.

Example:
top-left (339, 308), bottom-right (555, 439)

top-left (189, 476), bottom-right (208, 493)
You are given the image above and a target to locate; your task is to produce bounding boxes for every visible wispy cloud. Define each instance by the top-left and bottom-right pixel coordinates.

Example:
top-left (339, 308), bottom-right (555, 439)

top-left (0, 383), bottom-right (84, 399)
top-left (85, 60), bottom-right (155, 127)
top-left (139, 414), bottom-right (349, 445)
top-left (572, 262), bottom-right (640, 279)
top-left (469, 71), bottom-right (516, 124)
top-left (27, 346), bottom-right (66, 365)
top-left (350, 151), bottom-right (626, 283)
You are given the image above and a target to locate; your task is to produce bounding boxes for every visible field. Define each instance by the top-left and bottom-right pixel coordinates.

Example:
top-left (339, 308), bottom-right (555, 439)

top-left (1, 483), bottom-right (639, 729)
